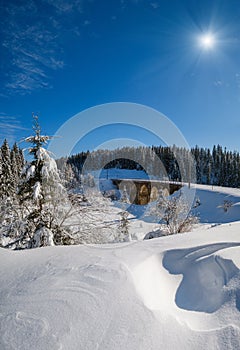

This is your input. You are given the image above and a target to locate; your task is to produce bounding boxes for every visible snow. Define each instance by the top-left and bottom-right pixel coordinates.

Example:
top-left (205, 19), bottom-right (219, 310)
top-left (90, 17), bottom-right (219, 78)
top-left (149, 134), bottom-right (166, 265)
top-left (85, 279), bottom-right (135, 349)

top-left (37, 148), bottom-right (59, 178)
top-left (97, 168), bottom-right (240, 224)
top-left (193, 184), bottom-right (240, 224)
top-left (0, 221), bottom-right (240, 349)
top-left (1, 182), bottom-right (240, 349)
top-left (33, 181), bottom-right (41, 200)
top-left (26, 165), bottom-right (35, 180)
top-left (31, 227), bottom-right (55, 248)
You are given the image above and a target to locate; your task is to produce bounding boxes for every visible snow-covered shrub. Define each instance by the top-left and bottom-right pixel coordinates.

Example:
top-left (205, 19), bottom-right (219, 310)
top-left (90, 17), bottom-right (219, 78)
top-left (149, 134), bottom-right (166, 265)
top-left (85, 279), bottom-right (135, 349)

top-left (222, 200), bottom-right (233, 213)
top-left (115, 185), bottom-right (132, 242)
top-left (67, 188), bottom-right (120, 244)
top-left (194, 197), bottom-right (201, 208)
top-left (117, 210), bottom-right (131, 242)
top-left (30, 226), bottom-right (54, 248)
top-left (151, 190), bottom-right (198, 235)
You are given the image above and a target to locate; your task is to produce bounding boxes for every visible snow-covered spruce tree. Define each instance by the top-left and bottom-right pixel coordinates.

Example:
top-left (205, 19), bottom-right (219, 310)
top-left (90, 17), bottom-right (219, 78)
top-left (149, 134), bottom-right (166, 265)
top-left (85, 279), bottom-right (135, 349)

top-left (10, 142), bottom-right (25, 195)
top-left (0, 141), bottom-right (26, 247)
top-left (0, 147), bottom-right (9, 239)
top-left (17, 115), bottom-right (75, 248)
top-left (0, 139), bottom-right (15, 199)
top-left (0, 141), bottom-right (17, 244)
top-left (151, 190), bottom-right (198, 235)
top-left (57, 159), bottom-right (79, 191)
top-left (63, 162), bottom-right (78, 190)
top-left (11, 142), bottom-right (25, 182)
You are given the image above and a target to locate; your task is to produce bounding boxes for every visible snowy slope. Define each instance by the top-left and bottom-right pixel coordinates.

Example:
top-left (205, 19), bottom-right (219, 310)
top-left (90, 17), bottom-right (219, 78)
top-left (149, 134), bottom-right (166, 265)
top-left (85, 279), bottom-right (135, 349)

top-left (1, 223), bottom-right (240, 350)
top-left (118, 183), bottom-right (240, 239)
top-left (98, 168), bottom-right (240, 224)
top-left (193, 184), bottom-right (240, 224)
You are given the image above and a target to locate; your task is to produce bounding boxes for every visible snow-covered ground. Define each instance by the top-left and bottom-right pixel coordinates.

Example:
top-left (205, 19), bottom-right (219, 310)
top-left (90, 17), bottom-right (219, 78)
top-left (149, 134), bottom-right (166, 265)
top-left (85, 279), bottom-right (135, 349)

top-left (0, 223), bottom-right (240, 349)
top-left (98, 168), bottom-right (240, 224)
top-left (122, 182), bottom-right (240, 239)
top-left (0, 183), bottom-right (240, 349)
top-left (193, 184), bottom-right (240, 224)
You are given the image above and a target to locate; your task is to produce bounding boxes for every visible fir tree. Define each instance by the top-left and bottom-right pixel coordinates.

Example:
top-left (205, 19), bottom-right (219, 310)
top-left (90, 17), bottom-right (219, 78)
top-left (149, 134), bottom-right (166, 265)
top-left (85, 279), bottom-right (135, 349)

top-left (0, 141), bottom-right (25, 245)
top-left (11, 142), bottom-right (25, 181)
top-left (0, 139), bottom-right (14, 198)
top-left (17, 115), bottom-right (74, 248)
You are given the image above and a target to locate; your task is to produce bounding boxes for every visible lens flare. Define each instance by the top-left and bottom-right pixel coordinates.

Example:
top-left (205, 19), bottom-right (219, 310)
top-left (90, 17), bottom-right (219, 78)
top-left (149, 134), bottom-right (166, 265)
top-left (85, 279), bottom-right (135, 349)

top-left (199, 33), bottom-right (216, 50)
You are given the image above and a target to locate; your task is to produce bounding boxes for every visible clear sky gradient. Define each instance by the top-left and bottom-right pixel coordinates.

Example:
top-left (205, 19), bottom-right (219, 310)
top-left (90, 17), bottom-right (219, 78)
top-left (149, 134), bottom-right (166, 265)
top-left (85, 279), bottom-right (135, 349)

top-left (1, 0), bottom-right (240, 153)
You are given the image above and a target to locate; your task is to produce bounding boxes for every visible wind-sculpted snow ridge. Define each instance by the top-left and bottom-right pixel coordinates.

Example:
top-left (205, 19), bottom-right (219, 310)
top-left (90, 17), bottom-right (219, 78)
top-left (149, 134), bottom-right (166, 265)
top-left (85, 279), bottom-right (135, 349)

top-left (129, 223), bottom-right (240, 348)
top-left (163, 243), bottom-right (240, 313)
top-left (1, 223), bottom-right (240, 349)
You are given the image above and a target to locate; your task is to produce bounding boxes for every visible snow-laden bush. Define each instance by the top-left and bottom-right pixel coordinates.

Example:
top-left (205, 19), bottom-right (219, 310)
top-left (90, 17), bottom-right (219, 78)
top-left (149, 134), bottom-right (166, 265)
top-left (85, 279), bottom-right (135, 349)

top-left (150, 190), bottom-right (198, 235)
top-left (116, 185), bottom-right (132, 242)
top-left (66, 188), bottom-right (121, 245)
top-left (222, 200), bottom-right (233, 213)
top-left (30, 226), bottom-right (54, 248)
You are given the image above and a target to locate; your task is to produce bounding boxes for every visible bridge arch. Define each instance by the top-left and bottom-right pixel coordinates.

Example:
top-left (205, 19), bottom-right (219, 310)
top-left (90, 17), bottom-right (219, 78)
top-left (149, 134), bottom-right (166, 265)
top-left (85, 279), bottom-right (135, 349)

top-left (150, 186), bottom-right (159, 202)
top-left (139, 184), bottom-right (150, 205)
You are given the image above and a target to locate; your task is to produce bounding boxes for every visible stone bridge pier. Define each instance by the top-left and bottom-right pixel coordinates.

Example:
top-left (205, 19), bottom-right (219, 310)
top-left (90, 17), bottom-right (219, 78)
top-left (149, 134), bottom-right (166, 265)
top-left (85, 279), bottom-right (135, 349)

top-left (111, 179), bottom-right (182, 205)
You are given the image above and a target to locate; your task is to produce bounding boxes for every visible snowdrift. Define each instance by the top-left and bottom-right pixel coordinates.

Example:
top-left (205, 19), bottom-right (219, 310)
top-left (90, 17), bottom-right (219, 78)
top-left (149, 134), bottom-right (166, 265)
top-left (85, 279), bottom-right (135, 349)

top-left (1, 222), bottom-right (240, 350)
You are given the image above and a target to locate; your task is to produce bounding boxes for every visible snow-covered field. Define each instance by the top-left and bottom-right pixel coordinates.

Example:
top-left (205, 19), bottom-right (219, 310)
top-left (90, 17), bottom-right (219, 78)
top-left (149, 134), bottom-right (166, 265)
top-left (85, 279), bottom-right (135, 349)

top-left (0, 184), bottom-right (240, 349)
top-left (123, 182), bottom-right (240, 239)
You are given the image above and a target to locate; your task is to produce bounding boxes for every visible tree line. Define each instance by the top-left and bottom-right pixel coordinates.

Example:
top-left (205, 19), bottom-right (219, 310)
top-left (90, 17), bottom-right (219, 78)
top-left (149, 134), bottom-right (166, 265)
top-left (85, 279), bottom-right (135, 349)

top-left (57, 144), bottom-right (240, 188)
top-left (3, 141), bottom-right (239, 193)
top-left (0, 140), bottom-right (24, 200)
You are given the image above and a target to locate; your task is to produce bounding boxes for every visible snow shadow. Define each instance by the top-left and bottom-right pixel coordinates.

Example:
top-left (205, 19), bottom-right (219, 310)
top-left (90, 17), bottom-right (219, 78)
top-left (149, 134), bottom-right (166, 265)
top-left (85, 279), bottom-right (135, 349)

top-left (163, 243), bottom-right (240, 313)
top-left (236, 291), bottom-right (240, 312)
top-left (193, 189), bottom-right (240, 224)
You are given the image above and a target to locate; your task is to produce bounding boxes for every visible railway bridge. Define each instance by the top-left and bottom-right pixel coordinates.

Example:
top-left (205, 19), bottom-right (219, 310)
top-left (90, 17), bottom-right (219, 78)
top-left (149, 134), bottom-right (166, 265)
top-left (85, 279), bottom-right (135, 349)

top-left (111, 178), bottom-right (182, 205)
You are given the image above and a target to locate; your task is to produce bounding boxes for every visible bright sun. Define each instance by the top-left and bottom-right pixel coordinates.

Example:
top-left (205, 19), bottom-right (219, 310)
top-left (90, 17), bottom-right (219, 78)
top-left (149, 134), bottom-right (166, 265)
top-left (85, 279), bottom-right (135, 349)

top-left (199, 33), bottom-right (216, 50)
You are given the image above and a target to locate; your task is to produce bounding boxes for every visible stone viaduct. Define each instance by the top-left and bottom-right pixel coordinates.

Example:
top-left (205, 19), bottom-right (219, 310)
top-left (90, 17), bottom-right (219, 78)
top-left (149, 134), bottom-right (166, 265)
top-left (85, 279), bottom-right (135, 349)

top-left (111, 178), bottom-right (182, 205)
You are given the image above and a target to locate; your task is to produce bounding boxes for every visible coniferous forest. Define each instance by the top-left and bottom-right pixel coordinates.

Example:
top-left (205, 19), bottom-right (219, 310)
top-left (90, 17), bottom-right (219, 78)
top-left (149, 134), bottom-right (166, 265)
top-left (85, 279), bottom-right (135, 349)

top-left (1, 140), bottom-right (240, 194)
top-left (0, 133), bottom-right (240, 249)
top-left (57, 145), bottom-right (240, 188)
top-left (0, 140), bottom-right (24, 199)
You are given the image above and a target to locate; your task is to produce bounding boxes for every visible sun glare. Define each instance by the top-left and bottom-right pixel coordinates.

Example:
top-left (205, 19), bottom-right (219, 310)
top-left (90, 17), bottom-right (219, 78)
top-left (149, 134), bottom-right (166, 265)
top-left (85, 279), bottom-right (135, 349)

top-left (199, 33), bottom-right (216, 50)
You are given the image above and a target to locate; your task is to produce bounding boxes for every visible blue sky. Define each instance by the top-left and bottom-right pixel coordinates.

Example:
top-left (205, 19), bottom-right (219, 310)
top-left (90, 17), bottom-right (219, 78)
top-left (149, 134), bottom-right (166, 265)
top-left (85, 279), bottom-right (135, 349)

top-left (1, 0), bottom-right (240, 153)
